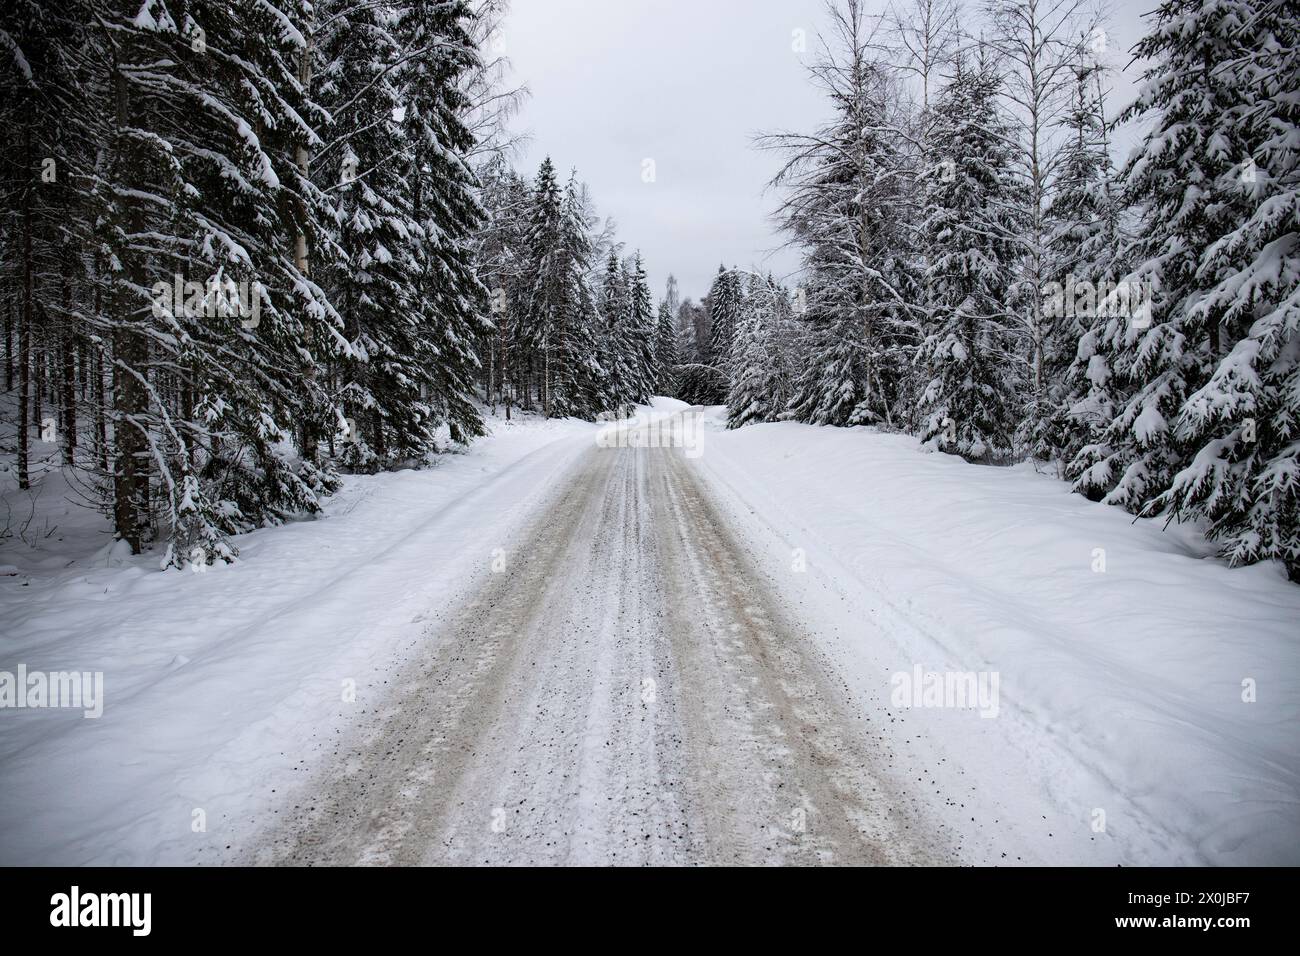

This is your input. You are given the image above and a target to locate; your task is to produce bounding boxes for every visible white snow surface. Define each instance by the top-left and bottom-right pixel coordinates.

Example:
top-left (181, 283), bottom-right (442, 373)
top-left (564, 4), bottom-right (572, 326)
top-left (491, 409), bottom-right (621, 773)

top-left (2, 397), bottom-right (1296, 865)
top-left (0, 406), bottom-right (661, 864)
top-left (691, 408), bottom-right (1300, 866)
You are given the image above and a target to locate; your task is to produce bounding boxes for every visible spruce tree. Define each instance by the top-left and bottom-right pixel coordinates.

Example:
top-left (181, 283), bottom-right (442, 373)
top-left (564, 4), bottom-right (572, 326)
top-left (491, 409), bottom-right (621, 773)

top-left (74, 0), bottom-right (338, 564)
top-left (1069, 0), bottom-right (1278, 528)
top-left (316, 0), bottom-right (425, 471)
top-left (915, 54), bottom-right (1025, 462)
top-left (626, 252), bottom-right (657, 404)
top-left (654, 298), bottom-right (680, 397)
top-left (705, 266), bottom-right (743, 401)
top-left (1143, 0), bottom-right (1299, 578)
top-left (474, 157), bottom-right (531, 412)
top-left (1035, 57), bottom-right (1122, 467)
top-left (521, 158), bottom-right (564, 412)
top-left (675, 298), bottom-right (710, 405)
top-left (396, 0), bottom-right (491, 444)
top-left (727, 275), bottom-right (792, 428)
top-left (597, 249), bottom-right (633, 410)
top-left (535, 171), bottom-right (601, 418)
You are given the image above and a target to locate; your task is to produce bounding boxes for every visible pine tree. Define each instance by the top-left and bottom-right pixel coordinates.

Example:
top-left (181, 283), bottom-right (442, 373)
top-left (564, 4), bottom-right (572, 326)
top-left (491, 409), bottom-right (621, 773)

top-left (474, 157), bottom-right (531, 412)
top-left (316, 0), bottom-right (426, 471)
top-left (915, 54), bottom-right (1026, 462)
top-left (1069, 0), bottom-right (1275, 526)
top-left (72, 0), bottom-right (338, 564)
top-left (597, 248), bottom-right (633, 409)
top-left (727, 275), bottom-right (792, 428)
top-left (1034, 56), bottom-right (1122, 467)
top-left (626, 253), bottom-right (657, 404)
top-left (706, 265), bottom-right (743, 400)
top-left (1145, 0), bottom-right (1299, 578)
top-left (654, 297), bottom-right (679, 397)
top-left (396, 0), bottom-right (491, 444)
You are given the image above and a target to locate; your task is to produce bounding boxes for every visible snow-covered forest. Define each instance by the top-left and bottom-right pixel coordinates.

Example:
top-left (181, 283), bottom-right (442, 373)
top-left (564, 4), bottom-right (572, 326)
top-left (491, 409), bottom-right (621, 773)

top-left (682, 0), bottom-right (1300, 582)
top-left (2, 0), bottom-right (1296, 579)
top-left (0, 0), bottom-right (663, 568)
top-left (1, 0), bottom-right (1298, 875)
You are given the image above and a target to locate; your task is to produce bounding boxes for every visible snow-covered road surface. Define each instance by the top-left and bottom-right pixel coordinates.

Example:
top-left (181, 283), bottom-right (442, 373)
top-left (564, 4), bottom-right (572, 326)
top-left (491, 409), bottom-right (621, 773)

top-left (6, 401), bottom-right (1295, 866)
top-left (252, 413), bottom-right (951, 865)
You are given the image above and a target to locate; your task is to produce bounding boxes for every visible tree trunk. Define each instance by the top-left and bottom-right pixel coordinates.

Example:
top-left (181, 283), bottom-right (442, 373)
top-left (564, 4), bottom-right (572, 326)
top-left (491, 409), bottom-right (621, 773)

top-left (110, 62), bottom-right (150, 553)
top-left (78, 339), bottom-right (87, 401)
top-left (33, 324), bottom-right (44, 447)
top-left (18, 124), bottom-right (34, 490)
top-left (92, 259), bottom-right (109, 474)
top-left (61, 262), bottom-right (76, 465)
top-left (543, 348), bottom-right (551, 417)
top-left (4, 298), bottom-right (12, 392)
top-left (112, 323), bottom-right (150, 553)
top-left (17, 282), bottom-right (30, 492)
top-left (370, 408), bottom-right (385, 463)
top-left (293, 24), bottom-right (314, 277)
top-left (181, 361), bottom-right (195, 468)
top-left (95, 346), bottom-right (109, 474)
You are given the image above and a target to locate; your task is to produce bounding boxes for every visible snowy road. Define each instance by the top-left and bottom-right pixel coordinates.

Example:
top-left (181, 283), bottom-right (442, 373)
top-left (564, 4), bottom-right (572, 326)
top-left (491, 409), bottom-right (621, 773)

top-left (253, 412), bottom-right (951, 865)
top-left (6, 402), bottom-right (1294, 866)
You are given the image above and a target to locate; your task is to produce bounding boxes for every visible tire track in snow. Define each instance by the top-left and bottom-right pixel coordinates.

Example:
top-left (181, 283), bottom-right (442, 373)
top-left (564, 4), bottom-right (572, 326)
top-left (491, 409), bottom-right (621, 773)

top-left (654, 442), bottom-right (949, 864)
top-left (252, 412), bottom-right (951, 865)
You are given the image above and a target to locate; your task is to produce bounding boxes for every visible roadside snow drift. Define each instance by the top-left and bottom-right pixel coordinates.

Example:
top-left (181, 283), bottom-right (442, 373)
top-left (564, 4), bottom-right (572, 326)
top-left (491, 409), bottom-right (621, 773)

top-left (0, 410), bottom-right (601, 865)
top-left (694, 411), bottom-right (1300, 866)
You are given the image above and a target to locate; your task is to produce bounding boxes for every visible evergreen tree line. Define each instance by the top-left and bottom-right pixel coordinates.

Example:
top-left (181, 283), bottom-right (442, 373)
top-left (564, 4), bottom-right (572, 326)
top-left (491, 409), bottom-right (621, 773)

top-left (686, 0), bottom-right (1300, 581)
top-left (670, 265), bottom-right (797, 415)
top-left (0, 1), bottom-right (660, 568)
top-left (473, 155), bottom-right (667, 419)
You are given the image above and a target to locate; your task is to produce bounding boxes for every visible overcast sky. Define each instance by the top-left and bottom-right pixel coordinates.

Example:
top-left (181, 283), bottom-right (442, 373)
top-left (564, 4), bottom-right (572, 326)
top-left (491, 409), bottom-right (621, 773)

top-left (501, 0), bottom-right (1155, 304)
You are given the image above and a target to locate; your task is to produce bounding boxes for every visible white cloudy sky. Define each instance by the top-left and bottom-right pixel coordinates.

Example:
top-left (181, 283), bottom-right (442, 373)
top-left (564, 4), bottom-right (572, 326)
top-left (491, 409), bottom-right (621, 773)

top-left (500, 0), bottom-right (1155, 303)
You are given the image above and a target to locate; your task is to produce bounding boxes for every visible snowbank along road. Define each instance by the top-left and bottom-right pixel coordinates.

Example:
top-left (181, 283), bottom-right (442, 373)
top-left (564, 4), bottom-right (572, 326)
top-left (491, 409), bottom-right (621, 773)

top-left (252, 409), bottom-right (954, 865)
